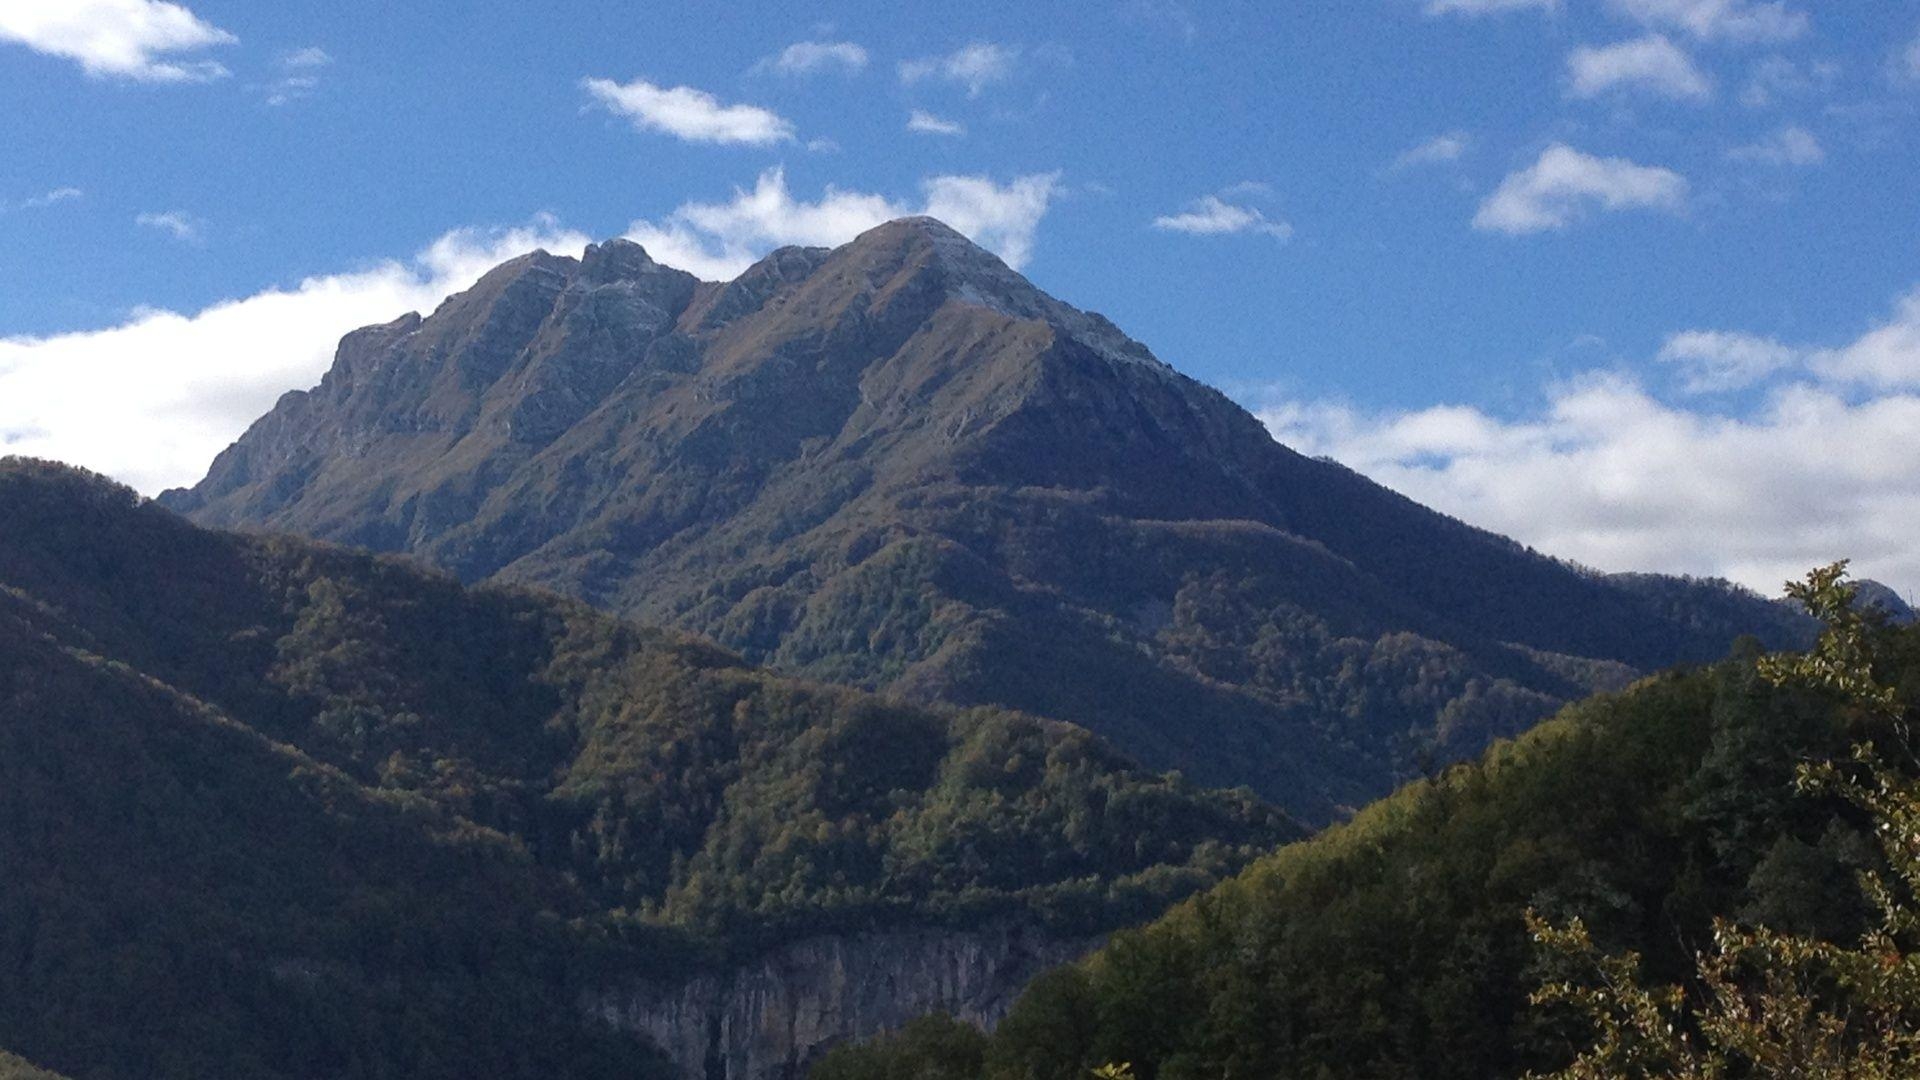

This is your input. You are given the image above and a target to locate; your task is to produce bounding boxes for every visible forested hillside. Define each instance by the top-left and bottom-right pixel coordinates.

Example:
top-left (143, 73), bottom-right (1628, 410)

top-left (0, 458), bottom-right (1289, 1080)
top-left (814, 588), bottom-right (1919, 1079)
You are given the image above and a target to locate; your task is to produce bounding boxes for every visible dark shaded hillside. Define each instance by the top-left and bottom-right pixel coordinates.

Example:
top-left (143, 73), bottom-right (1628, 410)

top-left (164, 217), bottom-right (1809, 823)
top-left (0, 458), bottom-right (1289, 1080)
top-left (813, 612), bottom-right (1920, 1079)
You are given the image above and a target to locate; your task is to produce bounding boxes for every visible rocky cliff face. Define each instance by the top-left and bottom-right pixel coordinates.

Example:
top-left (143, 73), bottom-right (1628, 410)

top-left (164, 216), bottom-right (1811, 822)
top-left (593, 924), bottom-right (1096, 1080)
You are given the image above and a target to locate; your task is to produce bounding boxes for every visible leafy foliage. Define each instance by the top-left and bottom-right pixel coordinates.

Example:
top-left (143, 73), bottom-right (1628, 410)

top-left (1528, 563), bottom-right (1920, 1078)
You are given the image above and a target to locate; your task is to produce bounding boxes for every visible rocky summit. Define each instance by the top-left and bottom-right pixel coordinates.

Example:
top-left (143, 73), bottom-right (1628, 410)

top-left (165, 216), bottom-right (1807, 823)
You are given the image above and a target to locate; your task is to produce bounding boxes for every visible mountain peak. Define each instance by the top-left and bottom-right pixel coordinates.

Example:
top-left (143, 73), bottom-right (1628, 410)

top-left (835, 216), bottom-right (1167, 371)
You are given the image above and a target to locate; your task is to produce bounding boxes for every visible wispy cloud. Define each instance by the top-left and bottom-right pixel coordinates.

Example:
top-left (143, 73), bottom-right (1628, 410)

top-left (1393, 131), bottom-right (1471, 169)
top-left (1605, 0), bottom-right (1808, 45)
top-left (262, 44), bottom-right (332, 107)
top-left (899, 42), bottom-right (1018, 96)
top-left (1474, 144), bottom-right (1688, 234)
top-left (1152, 193), bottom-right (1292, 240)
top-left (1727, 124), bottom-right (1824, 165)
top-left (1657, 329), bottom-right (1799, 391)
top-left (751, 40), bottom-right (868, 77)
top-left (1254, 287), bottom-right (1920, 595)
top-left (9, 187), bottom-right (83, 211)
top-left (622, 167), bottom-right (1063, 280)
top-left (1568, 35), bottom-right (1713, 101)
top-left (906, 109), bottom-right (965, 136)
top-left (0, 216), bottom-right (591, 494)
top-left (1423, 0), bottom-right (1558, 16)
top-left (1739, 54), bottom-right (1839, 107)
top-left (135, 210), bottom-right (203, 243)
top-left (582, 76), bottom-right (794, 146)
top-left (0, 0), bottom-right (235, 82)
top-left (281, 45), bottom-right (331, 68)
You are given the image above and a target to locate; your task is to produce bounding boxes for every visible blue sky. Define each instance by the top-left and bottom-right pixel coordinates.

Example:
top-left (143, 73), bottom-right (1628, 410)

top-left (3, 0), bottom-right (1919, 594)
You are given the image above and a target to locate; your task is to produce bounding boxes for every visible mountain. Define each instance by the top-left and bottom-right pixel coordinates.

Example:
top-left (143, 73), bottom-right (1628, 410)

top-left (163, 217), bottom-right (1808, 822)
top-left (0, 459), bottom-right (1288, 1080)
top-left (814, 615), bottom-right (1916, 1079)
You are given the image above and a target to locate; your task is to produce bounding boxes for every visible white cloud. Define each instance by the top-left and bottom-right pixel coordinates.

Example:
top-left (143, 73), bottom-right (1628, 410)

top-left (1393, 132), bottom-right (1471, 169)
top-left (1655, 288), bottom-right (1920, 393)
top-left (1234, 289), bottom-right (1918, 594)
top-left (135, 210), bottom-right (202, 242)
top-left (1424, 0), bottom-right (1558, 14)
top-left (1151, 195), bottom-right (1292, 240)
top-left (907, 109), bottom-right (965, 136)
top-left (1809, 288), bottom-right (1920, 389)
top-left (1568, 35), bottom-right (1713, 101)
top-left (1727, 124), bottom-right (1824, 165)
top-left (899, 42), bottom-right (1017, 96)
top-left (10, 187), bottom-right (83, 211)
top-left (752, 40), bottom-right (867, 76)
top-left (1739, 54), bottom-right (1838, 107)
top-left (1606, 0), bottom-right (1808, 44)
top-left (623, 167), bottom-right (1062, 280)
top-left (1257, 292), bottom-right (1920, 595)
top-left (1474, 144), bottom-right (1688, 234)
top-left (0, 0), bottom-right (234, 81)
top-left (1258, 375), bottom-right (1920, 597)
top-left (1903, 28), bottom-right (1920, 81)
top-left (281, 45), bottom-right (331, 68)
top-left (1658, 329), bottom-right (1798, 391)
top-left (0, 217), bottom-right (591, 495)
top-left (581, 76), bottom-right (794, 146)
top-left (261, 45), bottom-right (331, 107)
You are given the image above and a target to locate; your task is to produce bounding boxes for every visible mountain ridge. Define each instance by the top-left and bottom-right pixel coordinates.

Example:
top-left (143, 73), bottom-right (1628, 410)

top-left (163, 216), bottom-right (1811, 822)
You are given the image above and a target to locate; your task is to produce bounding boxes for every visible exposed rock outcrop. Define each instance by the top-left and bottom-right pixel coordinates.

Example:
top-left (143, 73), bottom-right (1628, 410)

top-left (593, 924), bottom-right (1098, 1080)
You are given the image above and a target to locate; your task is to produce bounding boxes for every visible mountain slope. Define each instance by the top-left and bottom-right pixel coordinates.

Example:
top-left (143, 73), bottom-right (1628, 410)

top-left (165, 217), bottom-right (1807, 821)
top-left (815, 618), bottom-right (1918, 1079)
top-left (0, 459), bottom-right (1288, 1080)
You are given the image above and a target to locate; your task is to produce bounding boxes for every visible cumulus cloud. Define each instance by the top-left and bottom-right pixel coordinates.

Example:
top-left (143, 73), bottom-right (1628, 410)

top-left (1606, 0), bottom-right (1808, 44)
top-left (1249, 286), bottom-right (1920, 594)
top-left (899, 42), bottom-right (1017, 96)
top-left (1568, 35), bottom-right (1713, 101)
top-left (907, 109), bottom-right (965, 136)
top-left (0, 0), bottom-right (234, 82)
top-left (135, 210), bottom-right (203, 243)
top-left (1258, 377), bottom-right (1920, 597)
top-left (0, 217), bottom-right (591, 495)
top-left (582, 76), bottom-right (794, 146)
top-left (1727, 124), bottom-right (1824, 165)
top-left (1474, 144), bottom-right (1688, 234)
top-left (623, 167), bottom-right (1062, 280)
top-left (1424, 0), bottom-right (1558, 14)
top-left (1151, 195), bottom-right (1292, 240)
top-left (752, 40), bottom-right (868, 77)
top-left (1393, 132), bottom-right (1471, 169)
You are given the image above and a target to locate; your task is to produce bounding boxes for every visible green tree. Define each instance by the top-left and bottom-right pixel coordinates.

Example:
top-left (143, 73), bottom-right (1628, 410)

top-left (1529, 562), bottom-right (1920, 1078)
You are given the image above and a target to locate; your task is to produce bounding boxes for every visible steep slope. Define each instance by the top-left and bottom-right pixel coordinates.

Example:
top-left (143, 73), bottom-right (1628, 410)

top-left (815, 615), bottom-right (1918, 1080)
top-left (165, 217), bottom-right (1807, 822)
top-left (0, 459), bottom-right (1289, 1080)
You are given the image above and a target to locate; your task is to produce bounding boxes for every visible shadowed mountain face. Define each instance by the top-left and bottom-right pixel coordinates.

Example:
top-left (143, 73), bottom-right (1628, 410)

top-left (165, 217), bottom-right (1807, 822)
